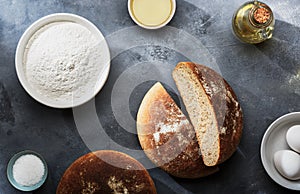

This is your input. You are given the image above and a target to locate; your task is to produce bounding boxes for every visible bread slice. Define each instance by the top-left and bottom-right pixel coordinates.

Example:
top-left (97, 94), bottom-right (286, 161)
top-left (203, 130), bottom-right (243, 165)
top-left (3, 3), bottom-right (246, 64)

top-left (56, 150), bottom-right (157, 194)
top-left (137, 82), bottom-right (218, 178)
top-left (172, 62), bottom-right (243, 166)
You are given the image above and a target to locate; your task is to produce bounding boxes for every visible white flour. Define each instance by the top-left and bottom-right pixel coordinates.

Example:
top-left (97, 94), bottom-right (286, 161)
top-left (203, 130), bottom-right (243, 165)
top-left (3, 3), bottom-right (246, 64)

top-left (24, 22), bottom-right (103, 102)
top-left (153, 119), bottom-right (189, 143)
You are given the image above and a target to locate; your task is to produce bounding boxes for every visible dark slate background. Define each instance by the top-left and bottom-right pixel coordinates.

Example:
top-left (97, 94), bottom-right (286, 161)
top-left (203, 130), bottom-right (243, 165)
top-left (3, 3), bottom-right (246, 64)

top-left (0, 0), bottom-right (299, 193)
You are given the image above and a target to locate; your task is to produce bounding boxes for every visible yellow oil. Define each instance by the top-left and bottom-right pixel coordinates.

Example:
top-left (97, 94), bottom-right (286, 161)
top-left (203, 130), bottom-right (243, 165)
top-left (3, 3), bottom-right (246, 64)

top-left (232, 1), bottom-right (274, 44)
top-left (131, 0), bottom-right (173, 27)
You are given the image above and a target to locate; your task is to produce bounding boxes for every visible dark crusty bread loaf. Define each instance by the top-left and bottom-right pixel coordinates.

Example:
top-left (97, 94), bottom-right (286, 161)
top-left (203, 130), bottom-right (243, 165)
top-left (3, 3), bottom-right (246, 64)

top-left (172, 62), bottom-right (243, 166)
top-left (56, 150), bottom-right (157, 194)
top-left (137, 82), bottom-right (218, 178)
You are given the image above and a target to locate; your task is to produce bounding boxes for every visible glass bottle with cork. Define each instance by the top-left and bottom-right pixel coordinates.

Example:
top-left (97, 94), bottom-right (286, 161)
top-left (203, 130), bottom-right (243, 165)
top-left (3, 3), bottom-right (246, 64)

top-left (232, 0), bottom-right (275, 44)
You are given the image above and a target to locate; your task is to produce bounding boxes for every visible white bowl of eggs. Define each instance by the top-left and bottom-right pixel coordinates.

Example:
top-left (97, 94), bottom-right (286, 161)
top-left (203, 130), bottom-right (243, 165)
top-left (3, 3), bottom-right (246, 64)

top-left (261, 112), bottom-right (300, 190)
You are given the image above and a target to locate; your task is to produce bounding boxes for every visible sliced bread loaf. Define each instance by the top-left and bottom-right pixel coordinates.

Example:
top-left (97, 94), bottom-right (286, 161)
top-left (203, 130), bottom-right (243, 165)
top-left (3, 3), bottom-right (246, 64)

top-left (137, 82), bottom-right (218, 178)
top-left (172, 62), bottom-right (243, 166)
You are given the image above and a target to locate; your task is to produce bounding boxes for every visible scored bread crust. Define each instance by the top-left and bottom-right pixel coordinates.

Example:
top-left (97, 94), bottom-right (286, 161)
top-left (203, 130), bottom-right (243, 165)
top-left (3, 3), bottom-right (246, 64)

top-left (137, 82), bottom-right (218, 178)
top-left (56, 150), bottom-right (157, 194)
top-left (172, 62), bottom-right (243, 166)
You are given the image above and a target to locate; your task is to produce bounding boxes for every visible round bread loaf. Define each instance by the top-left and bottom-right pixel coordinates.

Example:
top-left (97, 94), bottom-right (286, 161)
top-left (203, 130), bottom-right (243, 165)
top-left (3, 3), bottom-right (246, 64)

top-left (137, 82), bottom-right (218, 178)
top-left (172, 62), bottom-right (243, 166)
top-left (56, 150), bottom-right (157, 194)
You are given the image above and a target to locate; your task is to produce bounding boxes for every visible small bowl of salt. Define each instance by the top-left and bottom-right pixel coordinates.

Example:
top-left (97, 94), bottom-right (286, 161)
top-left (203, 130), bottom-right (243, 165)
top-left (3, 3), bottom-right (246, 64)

top-left (7, 150), bottom-right (48, 191)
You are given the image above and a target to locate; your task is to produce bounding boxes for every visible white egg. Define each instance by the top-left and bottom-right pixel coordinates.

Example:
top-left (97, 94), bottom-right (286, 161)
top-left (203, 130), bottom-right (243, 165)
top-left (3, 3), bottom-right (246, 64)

top-left (286, 125), bottom-right (300, 153)
top-left (274, 150), bottom-right (300, 180)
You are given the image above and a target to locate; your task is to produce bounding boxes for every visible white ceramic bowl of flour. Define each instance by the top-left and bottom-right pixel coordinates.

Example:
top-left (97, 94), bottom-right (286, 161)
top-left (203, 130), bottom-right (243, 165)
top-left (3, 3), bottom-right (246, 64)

top-left (15, 13), bottom-right (110, 108)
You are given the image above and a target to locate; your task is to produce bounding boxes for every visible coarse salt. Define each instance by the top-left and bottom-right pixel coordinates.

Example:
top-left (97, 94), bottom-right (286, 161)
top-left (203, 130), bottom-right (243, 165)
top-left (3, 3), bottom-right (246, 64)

top-left (12, 154), bottom-right (45, 186)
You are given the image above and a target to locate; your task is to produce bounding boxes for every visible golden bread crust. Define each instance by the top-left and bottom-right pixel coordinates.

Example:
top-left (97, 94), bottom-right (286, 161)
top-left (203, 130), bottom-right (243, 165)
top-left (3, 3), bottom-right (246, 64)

top-left (56, 150), bottom-right (157, 194)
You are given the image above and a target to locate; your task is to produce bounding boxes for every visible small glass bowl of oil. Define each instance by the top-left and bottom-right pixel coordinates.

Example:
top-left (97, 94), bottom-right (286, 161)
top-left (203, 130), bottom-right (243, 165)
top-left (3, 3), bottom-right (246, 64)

top-left (128, 0), bottom-right (176, 29)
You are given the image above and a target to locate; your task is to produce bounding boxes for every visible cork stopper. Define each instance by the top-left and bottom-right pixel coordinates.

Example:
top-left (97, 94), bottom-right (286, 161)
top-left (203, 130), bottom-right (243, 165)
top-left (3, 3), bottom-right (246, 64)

top-left (253, 7), bottom-right (271, 24)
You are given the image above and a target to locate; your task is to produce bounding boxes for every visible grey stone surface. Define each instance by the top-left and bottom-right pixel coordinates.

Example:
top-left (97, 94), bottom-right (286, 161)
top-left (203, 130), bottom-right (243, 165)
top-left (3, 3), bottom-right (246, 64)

top-left (0, 0), bottom-right (299, 193)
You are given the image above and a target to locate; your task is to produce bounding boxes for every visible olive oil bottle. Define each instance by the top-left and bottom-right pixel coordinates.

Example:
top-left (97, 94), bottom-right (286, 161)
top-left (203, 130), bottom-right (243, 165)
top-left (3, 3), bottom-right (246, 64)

top-left (232, 1), bottom-right (274, 44)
